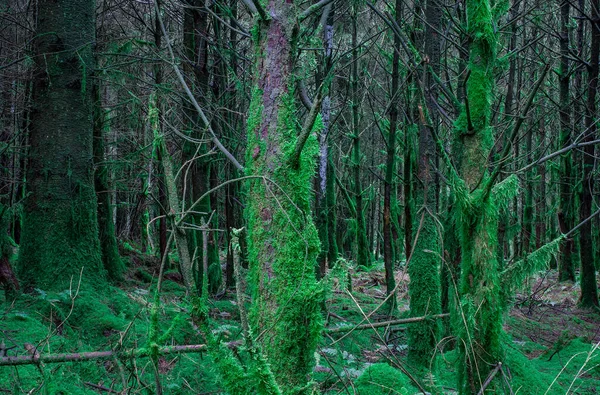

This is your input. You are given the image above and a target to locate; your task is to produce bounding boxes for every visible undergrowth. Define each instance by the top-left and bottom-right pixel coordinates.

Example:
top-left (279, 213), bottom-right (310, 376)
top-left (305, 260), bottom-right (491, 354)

top-left (1, 250), bottom-right (598, 395)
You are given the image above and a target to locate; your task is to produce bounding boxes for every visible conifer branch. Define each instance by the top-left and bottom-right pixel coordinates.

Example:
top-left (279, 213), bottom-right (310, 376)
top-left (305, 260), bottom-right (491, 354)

top-left (299, 0), bottom-right (335, 22)
top-left (250, 0), bottom-right (269, 21)
top-left (483, 63), bottom-right (550, 200)
top-left (155, 3), bottom-right (244, 172)
top-left (290, 83), bottom-right (325, 169)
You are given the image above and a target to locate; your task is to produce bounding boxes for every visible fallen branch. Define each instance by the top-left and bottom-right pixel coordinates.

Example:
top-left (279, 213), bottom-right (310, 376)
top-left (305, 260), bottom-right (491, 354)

top-left (477, 362), bottom-right (503, 395)
top-left (325, 313), bottom-right (449, 334)
top-left (0, 344), bottom-right (206, 367)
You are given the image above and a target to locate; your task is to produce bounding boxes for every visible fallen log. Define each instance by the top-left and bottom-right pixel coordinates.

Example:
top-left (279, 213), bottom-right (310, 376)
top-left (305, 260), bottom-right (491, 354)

top-left (0, 344), bottom-right (206, 367)
top-left (325, 313), bottom-right (449, 334)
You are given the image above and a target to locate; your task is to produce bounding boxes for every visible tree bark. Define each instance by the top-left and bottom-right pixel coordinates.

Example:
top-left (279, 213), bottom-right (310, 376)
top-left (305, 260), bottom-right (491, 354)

top-left (245, 2), bottom-right (323, 392)
top-left (578, 0), bottom-right (600, 308)
top-left (18, 0), bottom-right (105, 290)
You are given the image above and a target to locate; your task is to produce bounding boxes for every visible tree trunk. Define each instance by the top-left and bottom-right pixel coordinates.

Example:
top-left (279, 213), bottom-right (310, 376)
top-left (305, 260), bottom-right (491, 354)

top-left (408, 0), bottom-right (442, 369)
top-left (578, 0), bottom-right (600, 308)
top-left (246, 3), bottom-right (323, 392)
top-left (383, 0), bottom-right (401, 312)
top-left (454, 0), bottom-right (506, 391)
top-left (351, 7), bottom-right (371, 269)
top-left (93, 82), bottom-right (124, 281)
top-left (558, 0), bottom-right (575, 281)
top-left (18, 0), bottom-right (105, 290)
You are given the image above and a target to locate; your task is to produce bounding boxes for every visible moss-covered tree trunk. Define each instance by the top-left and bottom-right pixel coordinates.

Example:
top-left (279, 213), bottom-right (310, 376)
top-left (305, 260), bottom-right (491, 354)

top-left (350, 5), bottom-right (371, 269)
top-left (408, 0), bottom-right (442, 370)
top-left (383, 0), bottom-right (401, 312)
top-left (18, 0), bottom-right (105, 290)
top-left (558, 0), bottom-right (576, 282)
top-left (245, 2), bottom-right (323, 393)
top-left (93, 82), bottom-right (124, 281)
top-left (453, 0), bottom-right (507, 392)
top-left (316, 3), bottom-right (335, 277)
top-left (579, 0), bottom-right (600, 308)
top-left (181, 0), bottom-right (218, 294)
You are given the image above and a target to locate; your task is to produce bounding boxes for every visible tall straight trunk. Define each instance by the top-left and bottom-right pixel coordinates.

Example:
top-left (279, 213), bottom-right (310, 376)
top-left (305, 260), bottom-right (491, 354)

top-left (383, 0), bottom-right (400, 306)
top-left (351, 8), bottom-right (371, 268)
top-left (558, 0), bottom-right (575, 281)
top-left (19, 0), bottom-right (104, 290)
top-left (523, 125), bottom-right (534, 254)
top-left (326, 155), bottom-right (339, 264)
top-left (578, 0), bottom-right (600, 308)
top-left (182, 0), bottom-right (217, 293)
top-left (408, 0), bottom-right (442, 369)
top-left (403, 128), bottom-right (414, 260)
top-left (225, 0), bottom-right (240, 288)
top-left (93, 82), bottom-right (124, 281)
top-left (245, 3), bottom-right (323, 392)
top-left (154, 0), bottom-right (168, 262)
top-left (316, 3), bottom-right (334, 276)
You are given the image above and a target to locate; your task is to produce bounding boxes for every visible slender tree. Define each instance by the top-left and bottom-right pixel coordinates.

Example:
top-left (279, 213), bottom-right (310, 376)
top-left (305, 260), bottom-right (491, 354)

top-left (558, 0), bottom-right (576, 282)
top-left (383, 0), bottom-right (402, 312)
top-left (408, 0), bottom-right (442, 370)
top-left (350, 1), bottom-right (371, 269)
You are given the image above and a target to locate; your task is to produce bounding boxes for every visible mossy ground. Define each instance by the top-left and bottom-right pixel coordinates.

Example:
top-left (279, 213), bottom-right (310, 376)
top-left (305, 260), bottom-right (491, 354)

top-left (2, 250), bottom-right (598, 394)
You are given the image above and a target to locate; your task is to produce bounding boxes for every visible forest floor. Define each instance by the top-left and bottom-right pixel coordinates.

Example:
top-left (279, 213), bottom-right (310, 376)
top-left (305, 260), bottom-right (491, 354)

top-left (1, 249), bottom-right (599, 394)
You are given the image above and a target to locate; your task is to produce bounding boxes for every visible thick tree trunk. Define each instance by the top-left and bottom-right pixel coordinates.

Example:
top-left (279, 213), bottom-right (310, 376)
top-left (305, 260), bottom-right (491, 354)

top-left (454, 0), bottom-right (506, 391)
top-left (181, 0), bottom-right (219, 294)
top-left (579, 0), bottom-right (600, 308)
top-left (246, 3), bottom-right (323, 392)
top-left (19, 0), bottom-right (105, 290)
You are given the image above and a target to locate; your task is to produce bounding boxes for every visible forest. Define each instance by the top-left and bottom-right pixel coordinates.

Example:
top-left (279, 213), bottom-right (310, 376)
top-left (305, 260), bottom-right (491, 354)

top-left (0, 0), bottom-right (599, 393)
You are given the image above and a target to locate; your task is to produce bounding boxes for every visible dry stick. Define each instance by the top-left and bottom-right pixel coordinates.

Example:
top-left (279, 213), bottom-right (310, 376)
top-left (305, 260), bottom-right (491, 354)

top-left (518, 137), bottom-right (600, 173)
top-left (84, 382), bottom-right (119, 394)
top-left (476, 362), bottom-right (502, 395)
top-left (325, 313), bottom-right (449, 334)
top-left (500, 365), bottom-right (515, 395)
top-left (0, 345), bottom-right (207, 367)
top-left (155, 3), bottom-right (244, 172)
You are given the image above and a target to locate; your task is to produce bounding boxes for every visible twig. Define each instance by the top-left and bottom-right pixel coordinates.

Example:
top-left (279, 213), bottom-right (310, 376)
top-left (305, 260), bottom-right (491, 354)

top-left (483, 63), bottom-right (550, 199)
top-left (476, 362), bottom-right (502, 395)
top-left (325, 313), bottom-right (449, 333)
top-left (84, 382), bottom-right (119, 394)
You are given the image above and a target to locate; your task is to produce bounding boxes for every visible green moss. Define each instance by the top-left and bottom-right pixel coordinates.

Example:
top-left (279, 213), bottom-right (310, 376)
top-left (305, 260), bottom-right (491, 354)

top-left (354, 363), bottom-right (415, 395)
top-left (407, 212), bottom-right (441, 370)
top-left (244, 13), bottom-right (324, 390)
